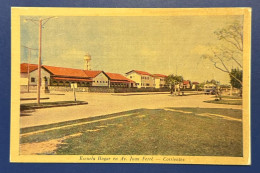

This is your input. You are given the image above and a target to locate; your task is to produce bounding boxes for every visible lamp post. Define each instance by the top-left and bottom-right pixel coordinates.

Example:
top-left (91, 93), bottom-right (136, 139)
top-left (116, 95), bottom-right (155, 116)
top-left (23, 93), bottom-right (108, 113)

top-left (22, 45), bottom-right (38, 93)
top-left (37, 19), bottom-right (42, 104)
top-left (24, 16), bottom-right (57, 104)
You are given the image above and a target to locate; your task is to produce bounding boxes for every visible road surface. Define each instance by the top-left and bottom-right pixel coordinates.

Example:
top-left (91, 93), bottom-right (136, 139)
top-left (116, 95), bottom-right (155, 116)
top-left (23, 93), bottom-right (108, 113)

top-left (20, 92), bottom-right (242, 128)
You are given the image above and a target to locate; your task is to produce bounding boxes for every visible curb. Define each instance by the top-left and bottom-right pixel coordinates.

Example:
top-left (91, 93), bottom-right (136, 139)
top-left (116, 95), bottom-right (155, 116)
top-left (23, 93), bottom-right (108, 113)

top-left (21, 102), bottom-right (88, 111)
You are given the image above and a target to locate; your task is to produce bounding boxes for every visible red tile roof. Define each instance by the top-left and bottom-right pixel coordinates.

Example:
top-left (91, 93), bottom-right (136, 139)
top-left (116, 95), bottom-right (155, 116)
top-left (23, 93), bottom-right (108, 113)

top-left (84, 70), bottom-right (102, 78)
top-left (43, 65), bottom-right (89, 78)
top-left (21, 63), bottom-right (134, 83)
top-left (153, 74), bottom-right (168, 78)
top-left (105, 72), bottom-right (135, 83)
top-left (20, 63), bottom-right (38, 73)
top-left (183, 80), bottom-right (190, 85)
top-left (126, 70), bottom-right (152, 76)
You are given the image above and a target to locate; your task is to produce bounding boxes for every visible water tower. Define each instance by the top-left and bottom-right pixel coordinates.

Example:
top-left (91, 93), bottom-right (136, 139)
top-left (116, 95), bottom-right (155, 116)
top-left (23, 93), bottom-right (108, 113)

top-left (84, 53), bottom-right (91, 70)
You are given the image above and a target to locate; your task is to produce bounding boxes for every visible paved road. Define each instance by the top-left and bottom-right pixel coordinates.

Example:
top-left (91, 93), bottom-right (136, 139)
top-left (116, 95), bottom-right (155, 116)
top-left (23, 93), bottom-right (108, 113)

top-left (20, 92), bottom-right (242, 128)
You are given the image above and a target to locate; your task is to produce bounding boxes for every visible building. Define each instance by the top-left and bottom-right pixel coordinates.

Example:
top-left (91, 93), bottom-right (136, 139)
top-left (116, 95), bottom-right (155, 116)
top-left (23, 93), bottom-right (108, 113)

top-left (43, 65), bottom-right (92, 87)
top-left (125, 70), bottom-right (155, 88)
top-left (182, 80), bottom-right (191, 89)
top-left (153, 74), bottom-right (168, 88)
top-left (105, 72), bottom-right (136, 88)
top-left (21, 63), bottom-right (51, 90)
top-left (191, 81), bottom-right (199, 90)
top-left (84, 70), bottom-right (109, 87)
top-left (20, 63), bottom-right (135, 91)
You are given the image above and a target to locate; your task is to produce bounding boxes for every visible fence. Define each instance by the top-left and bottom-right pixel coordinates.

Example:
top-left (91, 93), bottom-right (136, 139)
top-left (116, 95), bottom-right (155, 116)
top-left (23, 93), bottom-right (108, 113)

top-left (21, 85), bottom-right (201, 93)
top-left (113, 87), bottom-right (170, 93)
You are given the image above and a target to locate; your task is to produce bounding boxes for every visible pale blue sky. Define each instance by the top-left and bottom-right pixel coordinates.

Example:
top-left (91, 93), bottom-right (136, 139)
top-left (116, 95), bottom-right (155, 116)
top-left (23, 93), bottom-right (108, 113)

top-left (20, 15), bottom-right (243, 84)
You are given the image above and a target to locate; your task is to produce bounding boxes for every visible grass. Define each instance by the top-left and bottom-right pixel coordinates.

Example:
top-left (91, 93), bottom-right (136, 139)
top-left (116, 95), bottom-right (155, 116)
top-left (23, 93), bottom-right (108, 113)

top-left (20, 101), bottom-right (88, 111)
top-left (20, 108), bottom-right (243, 156)
top-left (204, 99), bottom-right (242, 105)
top-left (221, 95), bottom-right (242, 99)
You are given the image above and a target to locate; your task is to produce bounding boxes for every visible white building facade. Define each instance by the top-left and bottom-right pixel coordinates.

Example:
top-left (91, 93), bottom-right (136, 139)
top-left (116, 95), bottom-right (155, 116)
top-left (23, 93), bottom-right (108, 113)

top-left (125, 70), bottom-right (155, 88)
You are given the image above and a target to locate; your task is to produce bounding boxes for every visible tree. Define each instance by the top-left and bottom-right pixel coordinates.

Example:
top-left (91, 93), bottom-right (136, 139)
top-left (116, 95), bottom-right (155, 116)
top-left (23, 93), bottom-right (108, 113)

top-left (201, 21), bottom-right (243, 89)
top-left (198, 82), bottom-right (205, 90)
top-left (165, 74), bottom-right (183, 95)
top-left (230, 68), bottom-right (243, 96)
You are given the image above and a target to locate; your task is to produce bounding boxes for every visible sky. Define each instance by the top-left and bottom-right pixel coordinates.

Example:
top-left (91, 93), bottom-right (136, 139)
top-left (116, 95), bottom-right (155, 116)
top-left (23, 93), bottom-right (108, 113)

top-left (20, 15), bottom-right (243, 84)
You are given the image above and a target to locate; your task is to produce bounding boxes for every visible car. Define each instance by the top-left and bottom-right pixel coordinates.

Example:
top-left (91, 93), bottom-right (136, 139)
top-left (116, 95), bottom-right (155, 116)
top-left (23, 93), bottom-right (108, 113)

top-left (204, 87), bottom-right (216, 95)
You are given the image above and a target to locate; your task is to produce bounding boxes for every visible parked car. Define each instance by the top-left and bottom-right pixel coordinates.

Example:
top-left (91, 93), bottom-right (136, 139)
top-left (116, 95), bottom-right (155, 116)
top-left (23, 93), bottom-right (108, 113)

top-left (204, 86), bottom-right (216, 95)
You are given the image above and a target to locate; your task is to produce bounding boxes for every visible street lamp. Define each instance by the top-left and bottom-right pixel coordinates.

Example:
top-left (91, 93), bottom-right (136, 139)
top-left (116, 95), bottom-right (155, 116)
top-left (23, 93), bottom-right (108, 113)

top-left (24, 16), bottom-right (57, 104)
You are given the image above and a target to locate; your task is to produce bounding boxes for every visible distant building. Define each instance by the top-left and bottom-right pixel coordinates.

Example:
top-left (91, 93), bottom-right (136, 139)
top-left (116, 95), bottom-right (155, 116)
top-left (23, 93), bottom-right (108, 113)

top-left (125, 70), bottom-right (155, 88)
top-left (85, 70), bottom-right (109, 87)
top-left (191, 81), bottom-right (199, 90)
top-left (105, 72), bottom-right (136, 88)
top-left (21, 63), bottom-right (51, 90)
top-left (182, 80), bottom-right (191, 89)
top-left (42, 65), bottom-right (92, 87)
top-left (20, 63), bottom-right (135, 90)
top-left (153, 74), bottom-right (168, 88)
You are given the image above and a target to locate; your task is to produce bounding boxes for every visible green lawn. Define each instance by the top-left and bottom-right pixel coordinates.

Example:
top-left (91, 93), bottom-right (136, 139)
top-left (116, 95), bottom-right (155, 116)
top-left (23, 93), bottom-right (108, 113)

top-left (220, 95), bottom-right (242, 99)
top-left (204, 99), bottom-right (242, 105)
top-left (20, 108), bottom-right (243, 156)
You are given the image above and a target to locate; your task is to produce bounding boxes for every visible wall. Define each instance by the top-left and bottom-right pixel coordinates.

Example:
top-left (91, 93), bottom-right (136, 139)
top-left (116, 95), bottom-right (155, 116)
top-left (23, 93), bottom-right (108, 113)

top-left (140, 75), bottom-right (154, 88)
top-left (125, 72), bottom-right (141, 88)
top-left (88, 87), bottom-right (114, 93)
top-left (160, 78), bottom-right (166, 87)
top-left (48, 86), bottom-right (114, 93)
top-left (155, 78), bottom-right (160, 88)
top-left (92, 72), bottom-right (109, 87)
top-left (20, 73), bottom-right (27, 78)
top-left (30, 68), bottom-right (51, 86)
top-left (114, 87), bottom-right (169, 93)
top-left (20, 85), bottom-right (38, 93)
top-left (21, 85), bottom-right (170, 93)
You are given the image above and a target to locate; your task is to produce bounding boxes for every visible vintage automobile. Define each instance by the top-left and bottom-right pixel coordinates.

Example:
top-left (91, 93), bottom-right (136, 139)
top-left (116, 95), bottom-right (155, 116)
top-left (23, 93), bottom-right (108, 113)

top-left (204, 85), bottom-right (216, 95)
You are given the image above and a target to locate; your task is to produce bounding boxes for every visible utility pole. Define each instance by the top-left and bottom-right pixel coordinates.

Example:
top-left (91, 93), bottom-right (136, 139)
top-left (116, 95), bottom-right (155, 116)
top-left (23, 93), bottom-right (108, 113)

top-left (22, 45), bottom-right (38, 93)
top-left (37, 19), bottom-right (42, 105)
top-left (24, 16), bottom-right (57, 104)
top-left (28, 49), bottom-right (31, 92)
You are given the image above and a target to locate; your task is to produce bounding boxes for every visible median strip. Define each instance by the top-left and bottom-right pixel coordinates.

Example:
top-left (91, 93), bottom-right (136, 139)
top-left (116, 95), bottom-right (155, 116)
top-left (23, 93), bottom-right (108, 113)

top-left (20, 101), bottom-right (88, 111)
top-left (197, 113), bottom-right (242, 122)
top-left (164, 108), bottom-right (241, 122)
top-left (21, 113), bottom-right (137, 137)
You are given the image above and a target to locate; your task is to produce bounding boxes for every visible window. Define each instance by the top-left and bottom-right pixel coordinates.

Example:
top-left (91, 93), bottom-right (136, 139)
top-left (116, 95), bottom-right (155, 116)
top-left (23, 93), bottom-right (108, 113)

top-left (97, 81), bottom-right (99, 83)
top-left (106, 81), bottom-right (108, 83)
top-left (52, 81), bottom-right (58, 86)
top-left (65, 81), bottom-right (70, 86)
top-left (146, 83), bottom-right (150, 86)
top-left (130, 76), bottom-right (132, 78)
top-left (59, 81), bottom-right (64, 86)
top-left (31, 77), bottom-right (35, 82)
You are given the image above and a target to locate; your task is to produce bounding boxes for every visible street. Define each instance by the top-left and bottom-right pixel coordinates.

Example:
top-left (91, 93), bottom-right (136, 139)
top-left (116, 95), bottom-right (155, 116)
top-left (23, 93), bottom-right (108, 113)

top-left (20, 92), bottom-right (242, 128)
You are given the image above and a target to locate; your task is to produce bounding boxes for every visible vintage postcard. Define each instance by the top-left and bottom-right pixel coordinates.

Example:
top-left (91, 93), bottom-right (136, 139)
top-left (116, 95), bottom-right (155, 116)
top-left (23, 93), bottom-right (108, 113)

top-left (10, 7), bottom-right (251, 164)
